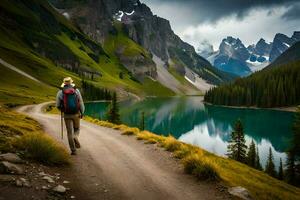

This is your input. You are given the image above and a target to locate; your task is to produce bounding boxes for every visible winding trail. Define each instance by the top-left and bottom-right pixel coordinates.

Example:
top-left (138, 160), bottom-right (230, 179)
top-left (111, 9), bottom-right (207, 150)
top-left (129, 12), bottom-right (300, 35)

top-left (17, 102), bottom-right (229, 200)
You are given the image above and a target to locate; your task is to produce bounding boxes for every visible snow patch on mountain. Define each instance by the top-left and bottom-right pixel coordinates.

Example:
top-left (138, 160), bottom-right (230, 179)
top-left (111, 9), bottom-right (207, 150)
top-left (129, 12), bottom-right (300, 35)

top-left (125, 10), bottom-right (135, 15)
top-left (114, 11), bottom-right (124, 21)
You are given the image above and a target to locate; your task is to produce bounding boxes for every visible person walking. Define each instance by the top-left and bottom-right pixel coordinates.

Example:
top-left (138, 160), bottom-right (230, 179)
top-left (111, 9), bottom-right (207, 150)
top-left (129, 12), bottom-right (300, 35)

top-left (56, 77), bottom-right (85, 155)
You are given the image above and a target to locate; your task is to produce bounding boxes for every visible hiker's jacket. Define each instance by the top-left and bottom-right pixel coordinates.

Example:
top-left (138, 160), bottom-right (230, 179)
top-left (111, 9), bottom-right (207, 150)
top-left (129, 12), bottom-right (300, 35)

top-left (56, 85), bottom-right (85, 114)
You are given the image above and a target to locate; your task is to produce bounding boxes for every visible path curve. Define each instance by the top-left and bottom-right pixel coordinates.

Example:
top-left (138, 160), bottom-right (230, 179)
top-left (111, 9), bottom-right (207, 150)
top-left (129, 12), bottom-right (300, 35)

top-left (17, 102), bottom-right (229, 200)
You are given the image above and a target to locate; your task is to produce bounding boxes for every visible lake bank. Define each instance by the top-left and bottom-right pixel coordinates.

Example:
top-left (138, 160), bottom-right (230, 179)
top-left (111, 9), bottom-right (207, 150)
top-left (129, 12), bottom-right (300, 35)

top-left (203, 101), bottom-right (298, 112)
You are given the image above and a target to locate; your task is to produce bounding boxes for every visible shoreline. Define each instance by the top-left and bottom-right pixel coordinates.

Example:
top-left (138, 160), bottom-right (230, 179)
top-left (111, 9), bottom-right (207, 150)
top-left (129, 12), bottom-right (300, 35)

top-left (204, 102), bottom-right (298, 112)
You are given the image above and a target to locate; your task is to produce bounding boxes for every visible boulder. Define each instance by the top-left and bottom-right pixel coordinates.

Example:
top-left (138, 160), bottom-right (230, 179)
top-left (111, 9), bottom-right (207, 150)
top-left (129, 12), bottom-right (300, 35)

top-left (15, 177), bottom-right (31, 187)
top-left (0, 161), bottom-right (24, 174)
top-left (228, 186), bottom-right (253, 200)
top-left (42, 176), bottom-right (55, 183)
top-left (53, 185), bottom-right (66, 193)
top-left (0, 153), bottom-right (24, 164)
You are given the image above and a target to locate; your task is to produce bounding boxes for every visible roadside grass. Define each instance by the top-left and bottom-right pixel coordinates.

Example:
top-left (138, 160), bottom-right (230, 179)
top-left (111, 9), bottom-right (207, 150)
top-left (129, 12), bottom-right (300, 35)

top-left (84, 118), bottom-right (300, 200)
top-left (0, 107), bottom-right (70, 165)
top-left (183, 154), bottom-right (220, 181)
top-left (12, 132), bottom-right (70, 165)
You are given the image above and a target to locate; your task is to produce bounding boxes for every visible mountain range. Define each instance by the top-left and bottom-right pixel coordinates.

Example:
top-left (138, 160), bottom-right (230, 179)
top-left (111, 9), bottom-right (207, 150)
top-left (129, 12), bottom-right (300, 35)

top-left (49, 0), bottom-right (234, 90)
top-left (204, 40), bottom-right (300, 107)
top-left (199, 31), bottom-right (300, 76)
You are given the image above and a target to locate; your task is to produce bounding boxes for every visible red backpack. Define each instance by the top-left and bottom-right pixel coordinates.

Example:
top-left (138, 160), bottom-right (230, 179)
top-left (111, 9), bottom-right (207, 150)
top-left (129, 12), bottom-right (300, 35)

top-left (62, 87), bottom-right (80, 114)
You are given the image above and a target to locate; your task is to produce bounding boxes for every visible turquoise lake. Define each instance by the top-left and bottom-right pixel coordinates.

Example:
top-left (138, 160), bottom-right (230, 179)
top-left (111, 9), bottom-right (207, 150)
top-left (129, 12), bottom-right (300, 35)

top-left (85, 97), bottom-right (294, 168)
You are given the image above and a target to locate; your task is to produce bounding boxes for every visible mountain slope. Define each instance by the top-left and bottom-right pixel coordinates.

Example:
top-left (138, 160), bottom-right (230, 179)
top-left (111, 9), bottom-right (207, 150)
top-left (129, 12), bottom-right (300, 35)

top-left (269, 41), bottom-right (300, 67)
top-left (48, 0), bottom-right (235, 86)
top-left (0, 0), bottom-right (176, 101)
top-left (204, 43), bottom-right (300, 108)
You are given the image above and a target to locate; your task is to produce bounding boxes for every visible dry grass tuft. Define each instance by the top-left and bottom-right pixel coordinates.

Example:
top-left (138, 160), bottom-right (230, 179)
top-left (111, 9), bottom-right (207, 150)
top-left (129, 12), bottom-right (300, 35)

top-left (183, 154), bottom-right (219, 181)
top-left (12, 133), bottom-right (70, 165)
top-left (161, 136), bottom-right (182, 152)
top-left (121, 127), bottom-right (140, 136)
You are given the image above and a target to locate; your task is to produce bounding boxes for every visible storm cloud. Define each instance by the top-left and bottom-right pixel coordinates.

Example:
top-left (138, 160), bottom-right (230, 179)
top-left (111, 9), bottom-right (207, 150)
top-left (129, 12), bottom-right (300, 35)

top-left (141, 0), bottom-right (300, 49)
top-left (142, 0), bottom-right (299, 23)
top-left (282, 2), bottom-right (300, 21)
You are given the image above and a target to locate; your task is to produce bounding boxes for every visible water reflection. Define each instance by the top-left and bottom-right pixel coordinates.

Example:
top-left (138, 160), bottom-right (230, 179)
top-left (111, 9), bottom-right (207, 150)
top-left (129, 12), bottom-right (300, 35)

top-left (85, 97), bottom-right (294, 167)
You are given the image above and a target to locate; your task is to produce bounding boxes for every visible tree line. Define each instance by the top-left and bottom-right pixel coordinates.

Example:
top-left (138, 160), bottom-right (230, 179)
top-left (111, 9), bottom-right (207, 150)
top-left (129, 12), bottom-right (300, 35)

top-left (228, 109), bottom-right (300, 186)
top-left (204, 62), bottom-right (300, 107)
top-left (80, 80), bottom-right (112, 101)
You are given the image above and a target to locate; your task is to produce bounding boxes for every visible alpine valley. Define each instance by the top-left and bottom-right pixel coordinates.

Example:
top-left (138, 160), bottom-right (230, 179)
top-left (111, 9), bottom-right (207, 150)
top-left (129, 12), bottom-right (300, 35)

top-left (1, 1), bottom-right (300, 200)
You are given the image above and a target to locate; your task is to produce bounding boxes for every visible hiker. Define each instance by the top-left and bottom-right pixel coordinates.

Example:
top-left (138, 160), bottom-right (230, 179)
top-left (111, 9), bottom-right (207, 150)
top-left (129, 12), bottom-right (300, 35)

top-left (56, 77), bottom-right (85, 155)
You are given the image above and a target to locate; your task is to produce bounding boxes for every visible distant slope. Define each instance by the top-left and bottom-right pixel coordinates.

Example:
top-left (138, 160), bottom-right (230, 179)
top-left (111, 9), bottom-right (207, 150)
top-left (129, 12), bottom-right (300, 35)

top-left (204, 43), bottom-right (300, 107)
top-left (268, 41), bottom-right (300, 67)
top-left (0, 0), bottom-right (177, 100)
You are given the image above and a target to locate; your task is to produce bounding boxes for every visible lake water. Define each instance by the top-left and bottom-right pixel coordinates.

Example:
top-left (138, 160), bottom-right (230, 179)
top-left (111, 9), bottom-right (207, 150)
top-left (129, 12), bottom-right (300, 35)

top-left (85, 97), bottom-right (294, 168)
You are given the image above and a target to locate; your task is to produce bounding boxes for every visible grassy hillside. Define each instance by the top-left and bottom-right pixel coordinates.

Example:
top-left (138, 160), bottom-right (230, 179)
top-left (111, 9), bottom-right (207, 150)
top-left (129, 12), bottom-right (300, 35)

top-left (0, 64), bottom-right (57, 106)
top-left (0, 0), bottom-right (174, 105)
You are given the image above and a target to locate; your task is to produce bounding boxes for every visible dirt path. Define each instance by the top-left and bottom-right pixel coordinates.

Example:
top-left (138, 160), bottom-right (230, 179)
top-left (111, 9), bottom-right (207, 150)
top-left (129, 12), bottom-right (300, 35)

top-left (17, 102), bottom-right (229, 200)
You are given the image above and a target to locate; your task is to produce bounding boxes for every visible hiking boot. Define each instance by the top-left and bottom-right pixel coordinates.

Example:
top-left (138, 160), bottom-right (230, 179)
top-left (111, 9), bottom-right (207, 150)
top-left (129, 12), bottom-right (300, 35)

top-left (74, 138), bottom-right (81, 148)
top-left (71, 151), bottom-right (77, 155)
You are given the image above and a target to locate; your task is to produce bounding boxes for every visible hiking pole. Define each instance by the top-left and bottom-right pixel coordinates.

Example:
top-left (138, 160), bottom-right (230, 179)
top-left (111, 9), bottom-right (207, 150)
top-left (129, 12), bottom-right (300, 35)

top-left (61, 111), bottom-right (64, 140)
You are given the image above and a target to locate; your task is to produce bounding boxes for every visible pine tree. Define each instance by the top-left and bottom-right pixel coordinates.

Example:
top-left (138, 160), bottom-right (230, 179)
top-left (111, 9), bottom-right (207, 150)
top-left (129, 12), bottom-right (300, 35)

top-left (292, 107), bottom-right (300, 158)
top-left (285, 107), bottom-right (300, 186)
top-left (139, 111), bottom-right (145, 131)
top-left (265, 147), bottom-right (277, 178)
top-left (255, 147), bottom-right (263, 170)
top-left (106, 92), bottom-right (121, 124)
top-left (246, 140), bottom-right (256, 168)
top-left (285, 151), bottom-right (296, 185)
top-left (278, 158), bottom-right (284, 180)
top-left (227, 119), bottom-right (247, 163)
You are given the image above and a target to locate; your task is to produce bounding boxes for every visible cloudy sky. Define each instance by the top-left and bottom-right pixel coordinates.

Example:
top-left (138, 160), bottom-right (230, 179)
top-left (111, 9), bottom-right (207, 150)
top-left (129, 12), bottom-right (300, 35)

top-left (141, 0), bottom-right (300, 51)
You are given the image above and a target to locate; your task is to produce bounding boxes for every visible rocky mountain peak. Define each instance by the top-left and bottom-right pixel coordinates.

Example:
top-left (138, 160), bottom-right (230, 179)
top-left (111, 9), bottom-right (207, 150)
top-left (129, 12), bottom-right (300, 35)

top-left (292, 31), bottom-right (300, 40)
top-left (219, 36), bottom-right (249, 61)
top-left (253, 38), bottom-right (272, 56)
top-left (269, 32), bottom-right (298, 62)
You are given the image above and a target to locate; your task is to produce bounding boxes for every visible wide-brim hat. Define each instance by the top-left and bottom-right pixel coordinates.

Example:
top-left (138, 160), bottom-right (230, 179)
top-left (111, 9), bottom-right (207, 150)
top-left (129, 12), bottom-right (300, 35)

top-left (61, 77), bottom-right (75, 88)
